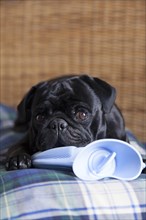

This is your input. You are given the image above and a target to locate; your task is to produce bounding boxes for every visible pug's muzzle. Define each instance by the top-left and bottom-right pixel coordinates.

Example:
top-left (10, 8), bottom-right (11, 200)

top-left (35, 116), bottom-right (92, 151)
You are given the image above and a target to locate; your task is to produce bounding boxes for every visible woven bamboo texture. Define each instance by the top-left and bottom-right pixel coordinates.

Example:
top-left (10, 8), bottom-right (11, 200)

top-left (1, 0), bottom-right (145, 141)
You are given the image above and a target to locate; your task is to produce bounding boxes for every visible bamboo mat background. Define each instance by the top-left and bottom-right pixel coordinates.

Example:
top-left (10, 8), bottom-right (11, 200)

top-left (1, 0), bottom-right (145, 141)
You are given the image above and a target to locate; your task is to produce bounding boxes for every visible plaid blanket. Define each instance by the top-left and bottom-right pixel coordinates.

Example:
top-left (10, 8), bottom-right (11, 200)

top-left (0, 104), bottom-right (146, 220)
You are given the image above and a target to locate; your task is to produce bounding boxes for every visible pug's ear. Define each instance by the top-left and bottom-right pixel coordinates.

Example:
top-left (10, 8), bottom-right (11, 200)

top-left (81, 75), bottom-right (116, 113)
top-left (93, 77), bottom-right (116, 113)
top-left (15, 86), bottom-right (37, 131)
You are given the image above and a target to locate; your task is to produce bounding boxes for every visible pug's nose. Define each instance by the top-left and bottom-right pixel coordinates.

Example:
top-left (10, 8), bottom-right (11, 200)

top-left (49, 119), bottom-right (68, 131)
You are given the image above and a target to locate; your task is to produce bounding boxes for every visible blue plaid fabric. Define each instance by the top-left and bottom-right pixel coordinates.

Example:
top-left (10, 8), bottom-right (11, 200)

top-left (0, 104), bottom-right (146, 220)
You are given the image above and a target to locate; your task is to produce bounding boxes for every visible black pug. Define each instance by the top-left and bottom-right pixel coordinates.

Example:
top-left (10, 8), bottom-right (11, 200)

top-left (6, 74), bottom-right (128, 170)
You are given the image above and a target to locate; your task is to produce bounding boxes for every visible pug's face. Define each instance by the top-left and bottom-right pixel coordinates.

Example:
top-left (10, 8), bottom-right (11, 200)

top-left (16, 75), bottom-right (126, 154)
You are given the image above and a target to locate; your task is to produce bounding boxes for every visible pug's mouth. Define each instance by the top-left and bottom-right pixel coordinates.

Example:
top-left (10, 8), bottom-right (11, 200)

top-left (32, 115), bottom-right (93, 152)
top-left (35, 127), bottom-right (91, 152)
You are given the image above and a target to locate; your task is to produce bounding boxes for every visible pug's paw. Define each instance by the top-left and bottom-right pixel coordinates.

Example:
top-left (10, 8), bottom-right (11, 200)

top-left (5, 154), bottom-right (32, 170)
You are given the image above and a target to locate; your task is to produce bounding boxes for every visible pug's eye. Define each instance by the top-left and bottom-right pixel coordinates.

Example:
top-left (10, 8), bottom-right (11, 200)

top-left (35, 114), bottom-right (45, 122)
top-left (75, 111), bottom-right (88, 121)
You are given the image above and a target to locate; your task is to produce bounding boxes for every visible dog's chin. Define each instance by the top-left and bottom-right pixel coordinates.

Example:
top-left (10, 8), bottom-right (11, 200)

top-left (33, 125), bottom-right (93, 152)
top-left (36, 139), bottom-right (88, 152)
top-left (35, 134), bottom-right (91, 152)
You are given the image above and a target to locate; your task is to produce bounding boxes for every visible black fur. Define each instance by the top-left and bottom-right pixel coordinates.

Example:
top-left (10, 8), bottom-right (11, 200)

top-left (6, 75), bottom-right (128, 170)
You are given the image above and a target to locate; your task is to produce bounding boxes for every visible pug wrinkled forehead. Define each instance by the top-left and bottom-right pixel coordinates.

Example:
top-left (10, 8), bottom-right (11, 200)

top-left (32, 76), bottom-right (102, 111)
top-left (17, 75), bottom-right (116, 124)
top-left (33, 78), bottom-right (104, 117)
